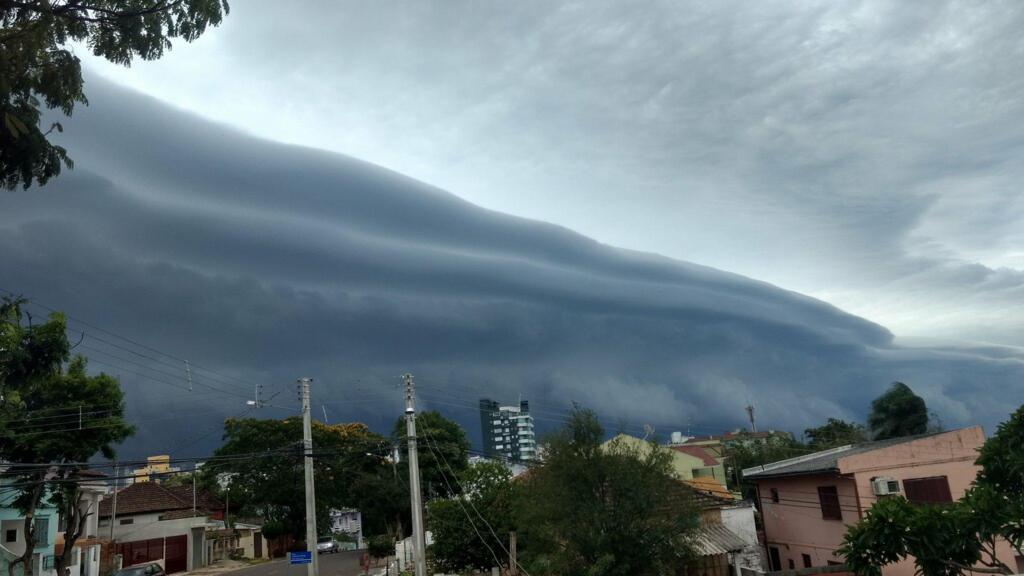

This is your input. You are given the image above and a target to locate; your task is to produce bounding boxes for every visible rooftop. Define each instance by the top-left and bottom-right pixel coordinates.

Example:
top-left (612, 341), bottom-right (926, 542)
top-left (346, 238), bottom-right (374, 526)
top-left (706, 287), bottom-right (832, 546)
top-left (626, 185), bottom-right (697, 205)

top-left (671, 445), bottom-right (720, 466)
top-left (98, 481), bottom-right (222, 517)
top-left (741, 430), bottom-right (955, 479)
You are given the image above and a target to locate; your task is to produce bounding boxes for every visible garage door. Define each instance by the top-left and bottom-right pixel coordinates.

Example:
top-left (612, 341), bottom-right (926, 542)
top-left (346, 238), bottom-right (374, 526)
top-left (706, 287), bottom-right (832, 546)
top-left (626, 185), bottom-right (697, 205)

top-left (164, 536), bottom-right (187, 574)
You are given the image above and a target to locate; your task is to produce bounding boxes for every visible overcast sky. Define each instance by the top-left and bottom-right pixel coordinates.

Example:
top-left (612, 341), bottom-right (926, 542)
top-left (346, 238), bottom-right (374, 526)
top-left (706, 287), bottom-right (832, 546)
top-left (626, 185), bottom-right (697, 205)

top-left (80, 0), bottom-right (1024, 352)
top-left (3, 1), bottom-right (1023, 456)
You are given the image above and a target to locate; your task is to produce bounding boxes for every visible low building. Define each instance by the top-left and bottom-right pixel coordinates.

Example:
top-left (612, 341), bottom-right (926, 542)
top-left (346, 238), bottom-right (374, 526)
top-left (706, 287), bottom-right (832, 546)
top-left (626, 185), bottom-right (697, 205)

top-left (686, 478), bottom-right (764, 575)
top-left (604, 434), bottom-right (729, 486)
top-left (328, 509), bottom-right (363, 550)
top-left (742, 427), bottom-right (1017, 576)
top-left (54, 470), bottom-right (109, 576)
top-left (98, 481), bottom-right (223, 573)
top-left (0, 497), bottom-right (59, 576)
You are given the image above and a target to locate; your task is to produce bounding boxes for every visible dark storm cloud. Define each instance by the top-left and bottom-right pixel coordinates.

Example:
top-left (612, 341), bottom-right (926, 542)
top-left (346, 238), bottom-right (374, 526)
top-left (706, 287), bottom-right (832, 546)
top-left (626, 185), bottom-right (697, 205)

top-left (82, 0), bottom-right (1024, 347)
top-left (1, 79), bottom-right (1021, 456)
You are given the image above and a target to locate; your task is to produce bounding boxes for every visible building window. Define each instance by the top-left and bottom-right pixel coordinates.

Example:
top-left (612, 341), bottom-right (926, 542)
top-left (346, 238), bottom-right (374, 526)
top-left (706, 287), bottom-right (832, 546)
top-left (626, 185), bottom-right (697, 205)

top-left (768, 547), bottom-right (782, 572)
top-left (119, 518), bottom-right (134, 525)
top-left (1014, 555), bottom-right (1024, 574)
top-left (770, 488), bottom-right (779, 503)
top-left (5, 529), bottom-right (16, 543)
top-left (788, 559), bottom-right (795, 569)
top-left (802, 554), bottom-right (812, 568)
top-left (43, 555), bottom-right (55, 570)
top-left (817, 486), bottom-right (842, 520)
top-left (904, 476), bottom-right (952, 505)
top-left (34, 518), bottom-right (49, 545)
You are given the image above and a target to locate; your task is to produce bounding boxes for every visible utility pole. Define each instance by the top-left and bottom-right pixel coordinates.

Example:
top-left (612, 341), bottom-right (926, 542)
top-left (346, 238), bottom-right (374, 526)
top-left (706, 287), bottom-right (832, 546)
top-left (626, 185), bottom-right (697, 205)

top-left (509, 531), bottom-right (518, 576)
top-left (403, 374), bottom-right (427, 576)
top-left (109, 463), bottom-right (118, 541)
top-left (299, 377), bottom-right (319, 576)
top-left (745, 404), bottom-right (757, 433)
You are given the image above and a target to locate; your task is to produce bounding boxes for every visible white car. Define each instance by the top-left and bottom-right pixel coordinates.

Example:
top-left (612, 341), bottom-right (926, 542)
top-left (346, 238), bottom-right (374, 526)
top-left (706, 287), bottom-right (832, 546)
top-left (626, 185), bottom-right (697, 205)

top-left (316, 536), bottom-right (339, 554)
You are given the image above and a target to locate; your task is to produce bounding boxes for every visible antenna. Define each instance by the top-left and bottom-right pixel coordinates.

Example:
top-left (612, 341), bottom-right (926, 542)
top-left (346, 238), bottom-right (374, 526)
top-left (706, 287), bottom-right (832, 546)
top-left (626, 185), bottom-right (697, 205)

top-left (745, 403), bottom-right (757, 433)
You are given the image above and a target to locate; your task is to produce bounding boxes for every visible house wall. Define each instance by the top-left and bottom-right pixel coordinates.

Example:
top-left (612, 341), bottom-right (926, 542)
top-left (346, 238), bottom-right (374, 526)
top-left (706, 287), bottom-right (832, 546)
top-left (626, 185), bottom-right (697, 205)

top-left (722, 503), bottom-right (765, 571)
top-left (605, 435), bottom-right (705, 480)
top-left (838, 427), bottom-right (1018, 576)
top-left (756, 473), bottom-right (858, 571)
top-left (0, 503), bottom-right (60, 576)
top-left (102, 513), bottom-right (210, 572)
top-left (102, 514), bottom-right (205, 543)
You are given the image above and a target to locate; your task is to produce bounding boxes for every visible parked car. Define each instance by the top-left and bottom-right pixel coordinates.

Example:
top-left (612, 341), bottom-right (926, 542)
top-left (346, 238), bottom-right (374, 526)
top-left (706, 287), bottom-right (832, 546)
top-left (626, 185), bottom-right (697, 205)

top-left (316, 536), bottom-right (339, 554)
top-left (114, 563), bottom-right (166, 576)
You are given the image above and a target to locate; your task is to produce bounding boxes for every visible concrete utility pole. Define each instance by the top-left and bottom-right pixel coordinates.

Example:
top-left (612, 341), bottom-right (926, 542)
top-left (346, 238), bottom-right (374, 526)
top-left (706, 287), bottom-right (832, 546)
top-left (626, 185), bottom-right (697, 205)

top-left (403, 374), bottom-right (427, 576)
top-left (109, 463), bottom-right (118, 541)
top-left (509, 531), bottom-right (518, 576)
top-left (299, 377), bottom-right (319, 576)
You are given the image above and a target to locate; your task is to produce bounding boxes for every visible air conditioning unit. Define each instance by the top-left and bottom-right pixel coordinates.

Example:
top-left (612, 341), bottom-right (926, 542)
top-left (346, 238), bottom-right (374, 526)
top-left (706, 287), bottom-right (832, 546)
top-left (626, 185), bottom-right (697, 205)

top-left (871, 477), bottom-right (901, 496)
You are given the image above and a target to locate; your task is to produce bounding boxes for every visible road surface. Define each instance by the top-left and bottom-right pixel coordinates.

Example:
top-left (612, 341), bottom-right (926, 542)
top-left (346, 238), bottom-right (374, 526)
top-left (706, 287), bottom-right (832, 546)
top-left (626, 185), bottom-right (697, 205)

top-left (225, 551), bottom-right (388, 576)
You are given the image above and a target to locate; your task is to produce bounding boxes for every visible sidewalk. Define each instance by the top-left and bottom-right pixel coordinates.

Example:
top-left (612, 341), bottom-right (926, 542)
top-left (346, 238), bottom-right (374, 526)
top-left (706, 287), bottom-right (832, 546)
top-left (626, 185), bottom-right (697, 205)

top-left (187, 559), bottom-right (268, 576)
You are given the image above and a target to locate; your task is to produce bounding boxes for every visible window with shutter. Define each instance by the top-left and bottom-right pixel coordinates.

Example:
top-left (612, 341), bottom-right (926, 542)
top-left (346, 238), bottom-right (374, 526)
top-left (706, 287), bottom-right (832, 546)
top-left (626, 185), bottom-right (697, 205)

top-left (33, 517), bottom-right (49, 545)
top-left (904, 476), bottom-right (952, 505)
top-left (817, 486), bottom-right (842, 520)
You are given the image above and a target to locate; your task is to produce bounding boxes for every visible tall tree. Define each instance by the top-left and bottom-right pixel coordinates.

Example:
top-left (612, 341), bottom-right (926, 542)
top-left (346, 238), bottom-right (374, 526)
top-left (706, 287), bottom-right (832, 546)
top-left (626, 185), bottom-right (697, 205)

top-left (427, 459), bottom-right (515, 573)
top-left (0, 298), bottom-right (133, 576)
top-left (392, 410), bottom-right (470, 501)
top-left (805, 418), bottom-right (868, 450)
top-left (209, 418), bottom-right (402, 541)
top-left (868, 382), bottom-right (929, 440)
top-left (729, 432), bottom-right (805, 497)
top-left (515, 409), bottom-right (698, 576)
top-left (841, 405), bottom-right (1024, 576)
top-left (1, 0), bottom-right (230, 190)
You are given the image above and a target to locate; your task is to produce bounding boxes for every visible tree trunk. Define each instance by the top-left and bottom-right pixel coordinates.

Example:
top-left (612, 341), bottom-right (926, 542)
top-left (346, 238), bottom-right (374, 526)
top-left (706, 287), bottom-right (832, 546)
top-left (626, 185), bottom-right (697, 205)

top-left (9, 482), bottom-right (45, 576)
top-left (54, 487), bottom-right (88, 576)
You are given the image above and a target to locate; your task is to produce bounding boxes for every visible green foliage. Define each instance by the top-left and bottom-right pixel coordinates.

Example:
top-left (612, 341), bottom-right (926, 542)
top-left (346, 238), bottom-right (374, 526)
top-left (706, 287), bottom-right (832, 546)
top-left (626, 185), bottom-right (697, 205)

top-left (0, 297), bottom-right (133, 576)
top-left (515, 409), bottom-right (698, 576)
top-left (841, 405), bottom-right (1024, 576)
top-left (368, 534), bottom-right (394, 560)
top-left (868, 382), bottom-right (928, 440)
top-left (208, 418), bottom-right (403, 540)
top-left (392, 410), bottom-right (470, 501)
top-left (0, 0), bottom-right (229, 190)
top-left (427, 460), bottom-right (514, 573)
top-left (805, 418), bottom-right (868, 450)
top-left (729, 432), bottom-right (805, 496)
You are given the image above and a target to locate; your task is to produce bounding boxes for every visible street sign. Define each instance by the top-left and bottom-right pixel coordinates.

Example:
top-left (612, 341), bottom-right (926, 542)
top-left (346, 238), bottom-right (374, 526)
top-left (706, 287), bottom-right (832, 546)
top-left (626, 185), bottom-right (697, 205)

top-left (289, 551), bottom-right (312, 565)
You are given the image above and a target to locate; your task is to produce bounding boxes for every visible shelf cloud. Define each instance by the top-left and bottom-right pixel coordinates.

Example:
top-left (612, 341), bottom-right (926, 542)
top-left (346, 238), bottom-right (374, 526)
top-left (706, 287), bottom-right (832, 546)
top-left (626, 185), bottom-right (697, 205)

top-left (1, 79), bottom-right (1021, 456)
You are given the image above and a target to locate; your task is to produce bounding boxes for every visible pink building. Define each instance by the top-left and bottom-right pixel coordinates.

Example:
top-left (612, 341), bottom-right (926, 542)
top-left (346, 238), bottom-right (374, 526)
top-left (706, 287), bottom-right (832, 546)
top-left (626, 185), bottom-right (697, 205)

top-left (742, 427), bottom-right (1021, 576)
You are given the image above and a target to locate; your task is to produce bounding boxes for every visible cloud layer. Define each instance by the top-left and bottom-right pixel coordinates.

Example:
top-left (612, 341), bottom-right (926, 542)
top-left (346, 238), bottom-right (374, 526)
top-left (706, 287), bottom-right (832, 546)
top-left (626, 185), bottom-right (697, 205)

top-left (1, 79), bottom-right (1021, 456)
top-left (80, 0), bottom-right (1024, 348)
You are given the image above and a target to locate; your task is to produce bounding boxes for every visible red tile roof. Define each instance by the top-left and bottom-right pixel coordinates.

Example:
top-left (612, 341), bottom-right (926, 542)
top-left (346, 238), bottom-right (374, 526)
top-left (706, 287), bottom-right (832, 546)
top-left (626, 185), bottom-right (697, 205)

top-left (671, 445), bottom-right (719, 466)
top-left (98, 482), bottom-right (222, 518)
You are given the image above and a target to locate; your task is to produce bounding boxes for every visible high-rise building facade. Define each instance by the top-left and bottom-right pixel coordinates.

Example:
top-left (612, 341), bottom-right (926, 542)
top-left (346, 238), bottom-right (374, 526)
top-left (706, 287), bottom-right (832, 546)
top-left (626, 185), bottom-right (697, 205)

top-left (479, 398), bottom-right (537, 462)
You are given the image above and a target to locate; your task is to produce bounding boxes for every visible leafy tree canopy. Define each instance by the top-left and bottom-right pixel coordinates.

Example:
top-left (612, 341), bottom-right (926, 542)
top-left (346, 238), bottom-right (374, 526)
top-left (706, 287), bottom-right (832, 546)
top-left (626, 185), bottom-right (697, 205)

top-left (868, 382), bottom-right (929, 440)
top-left (0, 297), bottom-right (133, 576)
top-left (515, 409), bottom-right (698, 576)
top-left (841, 405), bottom-right (1024, 576)
top-left (427, 459), bottom-right (515, 574)
top-left (208, 417), bottom-right (401, 541)
top-left (392, 410), bottom-right (470, 501)
top-left (805, 418), bottom-right (868, 450)
top-left (1, 0), bottom-right (229, 190)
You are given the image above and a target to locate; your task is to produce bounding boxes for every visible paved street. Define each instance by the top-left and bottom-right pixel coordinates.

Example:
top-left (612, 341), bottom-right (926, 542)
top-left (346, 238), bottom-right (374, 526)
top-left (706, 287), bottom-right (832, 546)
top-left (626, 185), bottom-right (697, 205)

top-left (223, 551), bottom-right (383, 576)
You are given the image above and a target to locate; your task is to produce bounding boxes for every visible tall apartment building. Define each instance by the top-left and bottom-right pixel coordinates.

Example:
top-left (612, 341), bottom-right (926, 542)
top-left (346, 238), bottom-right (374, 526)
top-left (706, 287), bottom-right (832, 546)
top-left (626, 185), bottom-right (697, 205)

top-left (479, 398), bottom-right (537, 462)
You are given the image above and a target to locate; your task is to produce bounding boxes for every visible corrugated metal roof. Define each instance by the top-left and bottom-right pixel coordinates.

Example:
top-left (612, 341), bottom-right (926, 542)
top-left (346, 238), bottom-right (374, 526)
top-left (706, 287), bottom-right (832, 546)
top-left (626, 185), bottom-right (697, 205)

top-left (691, 524), bottom-right (748, 556)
